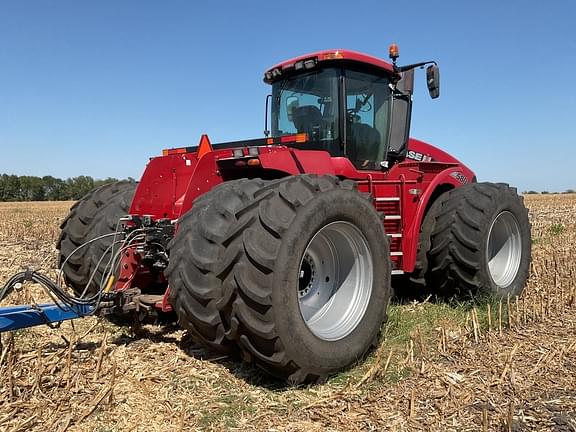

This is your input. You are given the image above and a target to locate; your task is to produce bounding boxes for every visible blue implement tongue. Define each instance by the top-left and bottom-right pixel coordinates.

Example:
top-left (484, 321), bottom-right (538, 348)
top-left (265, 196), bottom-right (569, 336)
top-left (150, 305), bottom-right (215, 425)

top-left (0, 303), bottom-right (94, 333)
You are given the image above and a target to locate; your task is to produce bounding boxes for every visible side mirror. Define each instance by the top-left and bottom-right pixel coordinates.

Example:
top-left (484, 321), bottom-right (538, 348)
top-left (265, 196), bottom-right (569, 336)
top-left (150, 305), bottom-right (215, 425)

top-left (426, 65), bottom-right (440, 99)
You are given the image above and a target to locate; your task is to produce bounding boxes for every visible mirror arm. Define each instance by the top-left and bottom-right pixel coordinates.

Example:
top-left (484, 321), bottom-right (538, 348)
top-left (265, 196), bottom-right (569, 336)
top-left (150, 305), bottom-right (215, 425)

top-left (394, 60), bottom-right (437, 73)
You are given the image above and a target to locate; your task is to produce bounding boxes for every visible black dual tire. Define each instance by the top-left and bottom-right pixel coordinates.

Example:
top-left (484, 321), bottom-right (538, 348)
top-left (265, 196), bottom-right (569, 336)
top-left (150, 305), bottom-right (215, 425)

top-left (408, 196), bottom-right (447, 289)
top-left (167, 175), bottom-right (391, 383)
top-left (57, 181), bottom-right (137, 296)
top-left (424, 182), bottom-right (531, 299)
top-left (165, 179), bottom-right (266, 353)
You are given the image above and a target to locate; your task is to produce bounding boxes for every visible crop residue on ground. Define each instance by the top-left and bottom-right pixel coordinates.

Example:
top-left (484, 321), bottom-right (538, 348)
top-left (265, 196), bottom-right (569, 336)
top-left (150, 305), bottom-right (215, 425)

top-left (1, 194), bottom-right (575, 431)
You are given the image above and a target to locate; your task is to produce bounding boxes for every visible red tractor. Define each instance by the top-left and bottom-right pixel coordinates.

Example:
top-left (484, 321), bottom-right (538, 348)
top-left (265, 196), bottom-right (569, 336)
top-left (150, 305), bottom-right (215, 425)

top-left (57, 45), bottom-right (531, 383)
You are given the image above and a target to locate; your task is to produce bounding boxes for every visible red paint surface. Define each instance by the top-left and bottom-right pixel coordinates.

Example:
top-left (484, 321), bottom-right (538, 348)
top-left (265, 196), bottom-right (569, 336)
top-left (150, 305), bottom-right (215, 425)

top-left (118, 50), bottom-right (476, 307)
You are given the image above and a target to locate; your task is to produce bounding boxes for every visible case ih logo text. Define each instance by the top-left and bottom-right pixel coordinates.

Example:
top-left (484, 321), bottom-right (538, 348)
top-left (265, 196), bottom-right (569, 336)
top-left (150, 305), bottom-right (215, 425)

top-left (406, 150), bottom-right (433, 162)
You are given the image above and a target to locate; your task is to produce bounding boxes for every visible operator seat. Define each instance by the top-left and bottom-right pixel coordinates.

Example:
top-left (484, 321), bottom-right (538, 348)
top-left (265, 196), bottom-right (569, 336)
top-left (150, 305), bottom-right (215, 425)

top-left (292, 106), bottom-right (323, 137)
top-left (347, 122), bottom-right (381, 163)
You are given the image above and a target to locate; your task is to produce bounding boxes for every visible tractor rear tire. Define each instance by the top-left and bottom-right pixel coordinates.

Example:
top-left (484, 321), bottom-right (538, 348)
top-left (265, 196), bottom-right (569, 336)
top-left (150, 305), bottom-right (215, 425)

top-left (166, 179), bottom-right (266, 353)
top-left (427, 182), bottom-right (531, 299)
top-left (168, 175), bottom-right (391, 383)
top-left (57, 181), bottom-right (137, 297)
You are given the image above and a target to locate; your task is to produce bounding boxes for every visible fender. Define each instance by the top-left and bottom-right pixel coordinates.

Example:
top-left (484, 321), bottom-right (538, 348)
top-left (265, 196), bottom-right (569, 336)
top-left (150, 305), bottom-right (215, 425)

top-left (178, 147), bottom-right (337, 216)
top-left (402, 164), bottom-right (475, 273)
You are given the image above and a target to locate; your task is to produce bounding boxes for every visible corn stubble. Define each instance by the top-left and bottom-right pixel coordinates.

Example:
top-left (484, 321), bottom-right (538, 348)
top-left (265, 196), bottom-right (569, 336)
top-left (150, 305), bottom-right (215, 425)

top-left (0, 194), bottom-right (575, 431)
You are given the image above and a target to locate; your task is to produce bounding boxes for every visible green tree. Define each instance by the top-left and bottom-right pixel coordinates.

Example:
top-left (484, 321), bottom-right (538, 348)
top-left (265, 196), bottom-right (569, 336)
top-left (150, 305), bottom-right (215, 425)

top-left (19, 176), bottom-right (45, 201)
top-left (42, 176), bottom-right (68, 200)
top-left (93, 177), bottom-right (119, 189)
top-left (66, 176), bottom-right (95, 200)
top-left (1, 175), bottom-right (22, 201)
top-left (0, 174), bottom-right (126, 202)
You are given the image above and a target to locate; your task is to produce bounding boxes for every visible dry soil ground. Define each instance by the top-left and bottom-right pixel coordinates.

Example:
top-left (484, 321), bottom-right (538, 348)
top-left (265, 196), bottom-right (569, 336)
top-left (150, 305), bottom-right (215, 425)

top-left (0, 194), bottom-right (575, 431)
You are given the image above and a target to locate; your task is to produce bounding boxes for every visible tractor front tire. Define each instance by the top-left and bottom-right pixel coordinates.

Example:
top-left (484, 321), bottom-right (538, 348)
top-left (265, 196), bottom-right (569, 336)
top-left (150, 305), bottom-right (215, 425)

top-left (57, 181), bottom-right (137, 296)
top-left (168, 175), bottom-right (391, 383)
top-left (427, 182), bottom-right (531, 299)
top-left (408, 195), bottom-right (448, 289)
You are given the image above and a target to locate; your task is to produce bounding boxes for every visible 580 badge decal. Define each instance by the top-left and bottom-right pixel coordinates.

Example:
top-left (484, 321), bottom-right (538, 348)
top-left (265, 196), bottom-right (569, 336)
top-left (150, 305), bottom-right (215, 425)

top-left (450, 171), bottom-right (469, 184)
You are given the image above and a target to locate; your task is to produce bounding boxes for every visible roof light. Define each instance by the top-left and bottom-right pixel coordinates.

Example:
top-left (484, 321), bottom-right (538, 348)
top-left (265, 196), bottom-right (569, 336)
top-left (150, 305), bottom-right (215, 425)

top-left (322, 51), bottom-right (343, 60)
top-left (303, 59), bottom-right (316, 69)
top-left (232, 148), bottom-right (244, 158)
top-left (294, 60), bottom-right (304, 70)
top-left (389, 43), bottom-right (399, 61)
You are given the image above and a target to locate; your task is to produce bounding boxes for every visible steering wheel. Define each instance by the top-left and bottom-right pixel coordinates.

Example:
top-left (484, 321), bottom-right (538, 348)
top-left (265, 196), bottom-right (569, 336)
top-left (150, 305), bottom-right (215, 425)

top-left (347, 109), bottom-right (360, 123)
top-left (358, 100), bottom-right (372, 112)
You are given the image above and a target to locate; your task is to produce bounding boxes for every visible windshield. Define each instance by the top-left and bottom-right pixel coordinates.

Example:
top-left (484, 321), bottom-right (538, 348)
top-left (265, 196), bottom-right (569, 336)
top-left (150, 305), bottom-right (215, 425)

top-left (270, 67), bottom-right (393, 169)
top-left (271, 69), bottom-right (340, 152)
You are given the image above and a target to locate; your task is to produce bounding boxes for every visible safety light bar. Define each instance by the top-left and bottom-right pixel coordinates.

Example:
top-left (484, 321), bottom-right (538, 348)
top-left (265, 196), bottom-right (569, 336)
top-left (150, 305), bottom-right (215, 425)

top-left (266, 133), bottom-right (308, 145)
top-left (162, 147), bottom-right (188, 156)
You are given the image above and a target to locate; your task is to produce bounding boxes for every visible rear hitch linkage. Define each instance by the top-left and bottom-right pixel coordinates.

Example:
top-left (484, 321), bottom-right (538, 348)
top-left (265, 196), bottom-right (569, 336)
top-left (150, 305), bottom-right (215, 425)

top-left (0, 215), bottom-right (175, 334)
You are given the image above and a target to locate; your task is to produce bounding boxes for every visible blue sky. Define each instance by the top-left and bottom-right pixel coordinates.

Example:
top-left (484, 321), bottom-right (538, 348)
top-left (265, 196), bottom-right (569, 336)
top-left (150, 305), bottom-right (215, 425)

top-left (0, 0), bottom-right (574, 191)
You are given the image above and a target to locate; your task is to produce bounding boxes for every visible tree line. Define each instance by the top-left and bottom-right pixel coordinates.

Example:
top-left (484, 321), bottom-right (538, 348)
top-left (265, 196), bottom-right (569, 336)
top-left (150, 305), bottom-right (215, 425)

top-left (0, 174), bottom-right (127, 201)
top-left (524, 189), bottom-right (575, 195)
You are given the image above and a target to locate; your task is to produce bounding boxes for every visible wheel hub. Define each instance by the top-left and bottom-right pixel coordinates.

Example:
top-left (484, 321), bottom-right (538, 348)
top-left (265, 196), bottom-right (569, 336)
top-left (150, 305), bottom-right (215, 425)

top-left (298, 254), bottom-right (316, 297)
top-left (487, 211), bottom-right (522, 288)
top-left (297, 221), bottom-right (373, 341)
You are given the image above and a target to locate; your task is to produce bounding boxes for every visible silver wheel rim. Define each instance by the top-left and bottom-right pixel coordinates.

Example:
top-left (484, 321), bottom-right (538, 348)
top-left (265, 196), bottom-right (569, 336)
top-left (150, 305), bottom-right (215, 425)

top-left (486, 211), bottom-right (522, 288)
top-left (298, 221), bottom-right (373, 341)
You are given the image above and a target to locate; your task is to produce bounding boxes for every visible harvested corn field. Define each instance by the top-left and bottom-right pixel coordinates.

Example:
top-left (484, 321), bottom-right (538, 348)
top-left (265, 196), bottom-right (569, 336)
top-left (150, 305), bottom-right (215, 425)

top-left (1, 194), bottom-right (575, 431)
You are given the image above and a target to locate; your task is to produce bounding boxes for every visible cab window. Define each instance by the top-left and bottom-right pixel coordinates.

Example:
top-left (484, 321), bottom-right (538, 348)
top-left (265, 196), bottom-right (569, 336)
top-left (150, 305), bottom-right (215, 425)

top-left (345, 71), bottom-right (392, 169)
top-left (271, 69), bottom-right (340, 154)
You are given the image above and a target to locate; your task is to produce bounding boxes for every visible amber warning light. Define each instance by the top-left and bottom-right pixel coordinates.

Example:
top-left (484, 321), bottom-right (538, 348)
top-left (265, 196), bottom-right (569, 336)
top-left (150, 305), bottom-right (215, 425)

top-left (388, 43), bottom-right (399, 62)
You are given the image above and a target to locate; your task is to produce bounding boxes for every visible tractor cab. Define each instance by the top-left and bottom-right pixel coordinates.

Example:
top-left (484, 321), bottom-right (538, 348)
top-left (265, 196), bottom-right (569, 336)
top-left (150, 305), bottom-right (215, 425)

top-left (265, 47), bottom-right (439, 170)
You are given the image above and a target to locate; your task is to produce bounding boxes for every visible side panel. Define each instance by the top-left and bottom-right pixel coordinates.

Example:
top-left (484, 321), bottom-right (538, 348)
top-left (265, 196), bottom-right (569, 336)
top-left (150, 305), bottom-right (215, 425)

top-left (178, 152), bottom-right (225, 216)
top-left (130, 153), bottom-right (199, 219)
top-left (259, 148), bottom-right (336, 175)
top-left (407, 138), bottom-right (464, 165)
top-left (354, 161), bottom-right (475, 274)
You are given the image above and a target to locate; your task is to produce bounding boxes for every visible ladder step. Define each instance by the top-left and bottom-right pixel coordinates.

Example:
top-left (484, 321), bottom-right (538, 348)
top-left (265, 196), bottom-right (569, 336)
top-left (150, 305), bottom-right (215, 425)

top-left (390, 251), bottom-right (403, 256)
top-left (384, 215), bottom-right (401, 220)
top-left (387, 233), bottom-right (402, 238)
top-left (391, 270), bottom-right (404, 275)
top-left (375, 197), bottom-right (400, 202)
